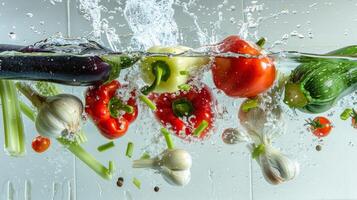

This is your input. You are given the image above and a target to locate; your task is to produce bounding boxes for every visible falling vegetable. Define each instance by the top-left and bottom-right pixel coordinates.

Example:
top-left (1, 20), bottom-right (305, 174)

top-left (154, 84), bottom-right (215, 139)
top-left (17, 82), bottom-right (114, 180)
top-left (31, 136), bottom-right (51, 153)
top-left (284, 45), bottom-right (357, 113)
top-left (306, 117), bottom-right (332, 138)
top-left (133, 148), bottom-right (192, 186)
top-left (140, 46), bottom-right (209, 94)
top-left (85, 80), bottom-right (138, 139)
top-left (16, 82), bottom-right (83, 139)
top-left (237, 78), bottom-right (299, 185)
top-left (0, 80), bottom-right (26, 156)
top-left (212, 36), bottom-right (276, 98)
top-left (97, 141), bottom-right (115, 152)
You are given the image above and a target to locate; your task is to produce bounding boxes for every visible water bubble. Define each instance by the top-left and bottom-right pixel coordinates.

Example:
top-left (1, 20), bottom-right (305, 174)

top-left (229, 5), bottom-right (236, 11)
top-left (39, 21), bottom-right (45, 25)
top-left (26, 13), bottom-right (34, 18)
top-left (230, 17), bottom-right (236, 24)
top-left (8, 32), bottom-right (16, 40)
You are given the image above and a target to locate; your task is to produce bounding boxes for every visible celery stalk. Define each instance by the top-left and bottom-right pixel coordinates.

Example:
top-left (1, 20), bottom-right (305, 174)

top-left (0, 80), bottom-right (25, 156)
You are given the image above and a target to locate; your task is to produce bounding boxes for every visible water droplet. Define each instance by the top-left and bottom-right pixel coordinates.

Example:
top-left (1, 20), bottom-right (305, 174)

top-left (39, 21), bottom-right (45, 25)
top-left (26, 13), bottom-right (33, 18)
top-left (8, 32), bottom-right (16, 40)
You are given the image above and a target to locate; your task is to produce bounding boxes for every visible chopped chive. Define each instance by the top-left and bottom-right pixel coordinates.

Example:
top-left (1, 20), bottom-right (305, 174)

top-left (133, 177), bottom-right (141, 189)
top-left (179, 70), bottom-right (189, 76)
top-left (252, 144), bottom-right (265, 159)
top-left (178, 84), bottom-right (191, 91)
top-left (242, 99), bottom-right (259, 112)
top-left (139, 95), bottom-right (156, 110)
top-left (126, 142), bottom-right (134, 158)
top-left (160, 128), bottom-right (174, 149)
top-left (340, 108), bottom-right (353, 120)
top-left (108, 161), bottom-right (115, 174)
top-left (97, 141), bottom-right (115, 152)
top-left (193, 120), bottom-right (209, 137)
top-left (140, 152), bottom-right (151, 159)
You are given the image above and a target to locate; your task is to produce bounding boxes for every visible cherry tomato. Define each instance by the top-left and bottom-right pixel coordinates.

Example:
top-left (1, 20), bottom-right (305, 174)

top-left (307, 116), bottom-right (332, 138)
top-left (352, 117), bottom-right (357, 129)
top-left (32, 136), bottom-right (51, 153)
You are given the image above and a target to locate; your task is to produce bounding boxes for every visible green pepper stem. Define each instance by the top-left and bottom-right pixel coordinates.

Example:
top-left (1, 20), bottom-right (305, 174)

top-left (172, 98), bottom-right (194, 117)
top-left (141, 66), bottom-right (164, 95)
top-left (109, 97), bottom-right (134, 118)
top-left (255, 37), bottom-right (266, 48)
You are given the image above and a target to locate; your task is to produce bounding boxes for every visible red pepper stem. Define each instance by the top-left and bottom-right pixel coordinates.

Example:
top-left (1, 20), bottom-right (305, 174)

top-left (255, 37), bottom-right (266, 48)
top-left (109, 97), bottom-right (134, 118)
top-left (15, 82), bottom-right (46, 108)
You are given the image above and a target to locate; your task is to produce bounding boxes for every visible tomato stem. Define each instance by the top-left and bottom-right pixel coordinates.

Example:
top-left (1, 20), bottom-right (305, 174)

top-left (172, 98), bottom-right (194, 117)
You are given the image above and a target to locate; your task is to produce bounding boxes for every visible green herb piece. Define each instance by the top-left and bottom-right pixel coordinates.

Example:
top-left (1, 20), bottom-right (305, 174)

top-left (97, 141), bottom-right (115, 152)
top-left (139, 95), bottom-right (157, 110)
top-left (179, 70), bottom-right (189, 75)
top-left (140, 152), bottom-right (151, 159)
top-left (126, 142), bottom-right (134, 158)
top-left (193, 120), bottom-right (209, 137)
top-left (340, 108), bottom-right (353, 120)
top-left (178, 84), bottom-right (191, 91)
top-left (160, 128), bottom-right (174, 149)
top-left (252, 144), bottom-right (265, 159)
top-left (133, 177), bottom-right (141, 189)
top-left (242, 99), bottom-right (259, 112)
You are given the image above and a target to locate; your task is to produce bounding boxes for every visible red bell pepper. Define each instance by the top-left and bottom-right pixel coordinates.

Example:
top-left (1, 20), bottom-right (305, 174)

top-left (85, 80), bottom-right (138, 139)
top-left (154, 84), bottom-right (215, 139)
top-left (212, 35), bottom-right (276, 98)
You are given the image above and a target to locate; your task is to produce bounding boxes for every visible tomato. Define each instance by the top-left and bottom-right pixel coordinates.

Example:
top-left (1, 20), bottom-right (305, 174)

top-left (212, 35), bottom-right (276, 98)
top-left (32, 136), bottom-right (51, 153)
top-left (307, 116), bottom-right (332, 138)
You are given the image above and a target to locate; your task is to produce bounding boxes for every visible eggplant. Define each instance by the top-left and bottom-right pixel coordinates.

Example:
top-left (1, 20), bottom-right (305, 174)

top-left (0, 38), bottom-right (140, 86)
top-left (0, 52), bottom-right (140, 86)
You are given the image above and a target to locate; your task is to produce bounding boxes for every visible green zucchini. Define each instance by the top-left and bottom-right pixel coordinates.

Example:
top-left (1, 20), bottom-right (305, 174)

top-left (284, 45), bottom-right (357, 113)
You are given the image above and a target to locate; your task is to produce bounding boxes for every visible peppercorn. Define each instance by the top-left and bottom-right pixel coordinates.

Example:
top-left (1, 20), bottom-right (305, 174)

top-left (154, 186), bottom-right (160, 192)
top-left (117, 177), bottom-right (124, 187)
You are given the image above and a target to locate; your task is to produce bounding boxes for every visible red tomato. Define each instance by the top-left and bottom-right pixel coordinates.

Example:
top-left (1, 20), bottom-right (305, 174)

top-left (212, 35), bottom-right (276, 98)
top-left (32, 136), bottom-right (51, 153)
top-left (307, 116), bottom-right (332, 138)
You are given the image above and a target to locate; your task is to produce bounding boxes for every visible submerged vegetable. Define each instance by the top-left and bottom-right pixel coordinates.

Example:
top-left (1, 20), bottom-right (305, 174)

top-left (85, 80), bottom-right (138, 139)
top-left (306, 116), bottom-right (332, 138)
top-left (133, 148), bottom-right (192, 186)
top-left (212, 36), bottom-right (276, 98)
top-left (140, 46), bottom-right (209, 94)
top-left (154, 84), bottom-right (215, 139)
top-left (284, 45), bottom-right (357, 113)
top-left (16, 82), bottom-right (83, 139)
top-left (32, 136), bottom-right (51, 153)
top-left (0, 80), bottom-right (26, 156)
top-left (19, 89), bottom-right (114, 180)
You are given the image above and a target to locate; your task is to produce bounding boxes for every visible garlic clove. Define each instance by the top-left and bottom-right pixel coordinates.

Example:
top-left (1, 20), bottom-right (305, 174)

top-left (161, 149), bottom-right (192, 170)
top-left (160, 167), bottom-right (191, 186)
top-left (36, 105), bottom-right (65, 138)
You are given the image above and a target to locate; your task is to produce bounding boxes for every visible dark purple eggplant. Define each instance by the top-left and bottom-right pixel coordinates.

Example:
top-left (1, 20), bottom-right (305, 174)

top-left (0, 52), bottom-right (140, 86)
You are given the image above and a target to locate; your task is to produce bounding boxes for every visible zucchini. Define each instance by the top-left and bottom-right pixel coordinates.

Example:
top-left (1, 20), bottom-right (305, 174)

top-left (284, 45), bottom-right (357, 113)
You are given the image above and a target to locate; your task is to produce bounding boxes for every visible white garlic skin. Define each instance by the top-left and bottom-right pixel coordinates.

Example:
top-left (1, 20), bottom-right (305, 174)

top-left (36, 94), bottom-right (83, 138)
top-left (160, 149), bottom-right (192, 170)
top-left (160, 167), bottom-right (191, 186)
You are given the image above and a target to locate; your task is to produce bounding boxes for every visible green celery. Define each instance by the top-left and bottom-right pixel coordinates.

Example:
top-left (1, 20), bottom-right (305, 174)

top-left (0, 80), bottom-right (25, 156)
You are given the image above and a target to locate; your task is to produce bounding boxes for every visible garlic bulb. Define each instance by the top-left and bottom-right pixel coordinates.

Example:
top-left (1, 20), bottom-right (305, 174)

top-left (133, 148), bottom-right (192, 186)
top-left (36, 94), bottom-right (83, 138)
top-left (16, 82), bottom-right (83, 138)
top-left (236, 79), bottom-right (299, 185)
